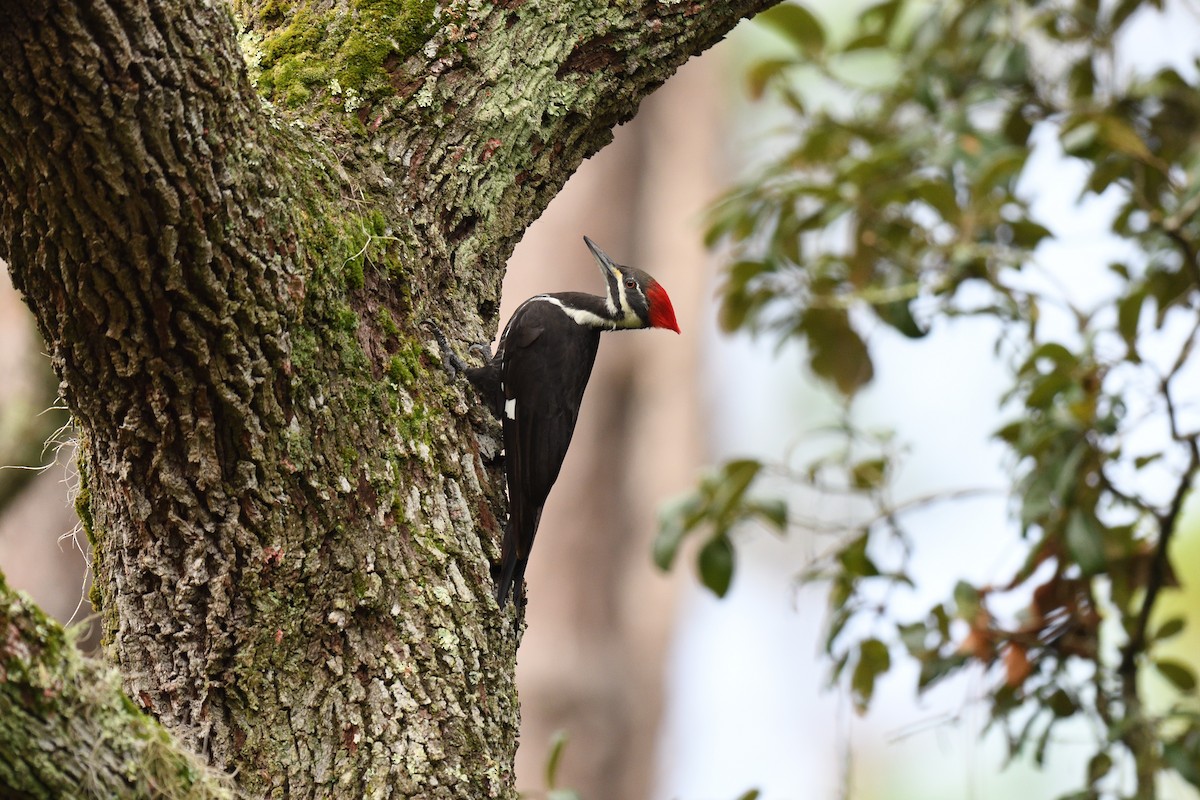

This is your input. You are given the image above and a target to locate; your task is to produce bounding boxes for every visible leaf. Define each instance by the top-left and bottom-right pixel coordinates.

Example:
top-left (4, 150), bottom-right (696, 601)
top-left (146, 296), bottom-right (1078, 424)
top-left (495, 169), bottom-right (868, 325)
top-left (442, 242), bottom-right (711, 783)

top-left (1009, 219), bottom-right (1053, 249)
top-left (1067, 57), bottom-right (1095, 100)
top-left (698, 534), bottom-right (736, 598)
top-left (1060, 118), bottom-right (1099, 157)
top-left (1154, 616), bottom-right (1186, 642)
top-left (1046, 688), bottom-right (1077, 718)
top-left (1098, 115), bottom-right (1152, 161)
top-left (719, 290), bottom-right (752, 333)
top-left (850, 458), bottom-right (888, 490)
top-left (1025, 370), bottom-right (1072, 409)
top-left (734, 791), bottom-right (762, 800)
top-left (851, 638), bottom-right (891, 712)
top-left (917, 652), bottom-right (965, 691)
top-left (746, 59), bottom-right (795, 100)
top-left (1155, 659), bottom-right (1198, 693)
top-left (654, 495), bottom-right (702, 571)
top-left (748, 498), bottom-right (788, 532)
top-left (711, 459), bottom-right (763, 524)
top-left (1165, 730), bottom-right (1200, 789)
top-left (757, 3), bottom-right (826, 57)
top-left (843, 31), bottom-right (888, 52)
top-left (1116, 288), bottom-right (1145, 357)
top-left (1087, 751), bottom-right (1113, 785)
top-left (1022, 342), bottom-right (1078, 373)
top-left (799, 307), bottom-right (875, 396)
top-left (838, 533), bottom-right (879, 578)
top-left (1065, 510), bottom-right (1108, 576)
top-left (953, 581), bottom-right (981, 620)
top-left (909, 177), bottom-right (959, 223)
top-left (876, 298), bottom-right (927, 339)
top-left (545, 730), bottom-right (569, 789)
top-left (976, 148), bottom-right (1029, 194)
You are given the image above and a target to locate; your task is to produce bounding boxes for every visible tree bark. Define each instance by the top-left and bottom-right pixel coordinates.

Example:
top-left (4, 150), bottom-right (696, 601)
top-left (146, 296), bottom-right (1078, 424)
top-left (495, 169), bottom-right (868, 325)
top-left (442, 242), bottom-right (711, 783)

top-left (0, 0), bottom-right (778, 796)
top-left (0, 572), bottom-right (233, 799)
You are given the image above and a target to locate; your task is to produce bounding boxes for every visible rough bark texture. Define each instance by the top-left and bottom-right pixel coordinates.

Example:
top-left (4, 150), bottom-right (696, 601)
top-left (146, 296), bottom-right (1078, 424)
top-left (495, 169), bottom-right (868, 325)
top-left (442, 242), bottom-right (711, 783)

top-left (0, 0), bottom-right (778, 796)
top-left (0, 573), bottom-right (233, 799)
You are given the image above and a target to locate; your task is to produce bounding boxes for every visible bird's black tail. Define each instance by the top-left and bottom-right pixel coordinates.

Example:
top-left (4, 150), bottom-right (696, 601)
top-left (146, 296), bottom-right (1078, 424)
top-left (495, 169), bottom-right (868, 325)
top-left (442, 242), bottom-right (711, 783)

top-left (494, 554), bottom-right (526, 609)
top-left (494, 508), bottom-right (541, 609)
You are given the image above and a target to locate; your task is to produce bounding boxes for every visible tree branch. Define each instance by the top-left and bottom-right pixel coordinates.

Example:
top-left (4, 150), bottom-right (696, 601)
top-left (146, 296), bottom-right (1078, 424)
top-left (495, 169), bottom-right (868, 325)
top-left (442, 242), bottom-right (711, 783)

top-left (0, 569), bottom-right (233, 800)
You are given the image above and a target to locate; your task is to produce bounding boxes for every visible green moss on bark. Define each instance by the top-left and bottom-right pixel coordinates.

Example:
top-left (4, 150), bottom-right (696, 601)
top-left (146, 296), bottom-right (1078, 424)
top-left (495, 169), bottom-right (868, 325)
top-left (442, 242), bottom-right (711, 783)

top-left (236, 0), bottom-right (437, 115)
top-left (0, 575), bottom-right (234, 799)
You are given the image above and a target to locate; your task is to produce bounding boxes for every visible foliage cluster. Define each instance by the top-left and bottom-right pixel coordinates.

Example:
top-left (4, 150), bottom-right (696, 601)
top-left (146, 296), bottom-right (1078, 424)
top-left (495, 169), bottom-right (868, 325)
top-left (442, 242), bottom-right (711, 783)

top-left (658, 1), bottom-right (1200, 797)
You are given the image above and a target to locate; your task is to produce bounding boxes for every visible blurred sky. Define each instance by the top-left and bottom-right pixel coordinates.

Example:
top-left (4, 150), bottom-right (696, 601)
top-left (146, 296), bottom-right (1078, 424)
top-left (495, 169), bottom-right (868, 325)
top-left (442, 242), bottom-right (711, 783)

top-left (654, 3), bottom-right (1200, 799)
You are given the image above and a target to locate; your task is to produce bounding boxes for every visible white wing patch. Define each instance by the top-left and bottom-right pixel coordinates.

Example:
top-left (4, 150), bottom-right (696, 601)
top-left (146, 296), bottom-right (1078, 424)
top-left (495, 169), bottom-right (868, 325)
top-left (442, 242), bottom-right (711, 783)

top-left (504, 397), bottom-right (517, 420)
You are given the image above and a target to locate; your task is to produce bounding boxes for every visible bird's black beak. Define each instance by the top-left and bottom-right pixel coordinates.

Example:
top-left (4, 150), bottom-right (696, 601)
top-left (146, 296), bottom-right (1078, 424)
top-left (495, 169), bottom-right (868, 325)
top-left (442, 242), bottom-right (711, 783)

top-left (583, 236), bottom-right (621, 280)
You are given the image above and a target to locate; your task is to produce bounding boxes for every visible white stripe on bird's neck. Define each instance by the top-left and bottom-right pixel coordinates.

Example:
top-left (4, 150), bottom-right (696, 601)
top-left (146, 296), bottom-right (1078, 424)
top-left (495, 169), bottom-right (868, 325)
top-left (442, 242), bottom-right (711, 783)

top-left (532, 295), bottom-right (617, 330)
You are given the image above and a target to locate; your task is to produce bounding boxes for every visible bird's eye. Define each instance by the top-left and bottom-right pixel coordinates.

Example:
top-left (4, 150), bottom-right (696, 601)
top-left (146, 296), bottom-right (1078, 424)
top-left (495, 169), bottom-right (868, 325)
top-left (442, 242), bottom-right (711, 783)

top-left (624, 278), bottom-right (636, 289)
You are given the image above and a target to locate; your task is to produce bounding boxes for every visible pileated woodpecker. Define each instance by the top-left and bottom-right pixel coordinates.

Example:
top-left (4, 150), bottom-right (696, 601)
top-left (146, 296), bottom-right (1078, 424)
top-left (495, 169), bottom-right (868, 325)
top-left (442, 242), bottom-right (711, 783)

top-left (450, 237), bottom-right (680, 608)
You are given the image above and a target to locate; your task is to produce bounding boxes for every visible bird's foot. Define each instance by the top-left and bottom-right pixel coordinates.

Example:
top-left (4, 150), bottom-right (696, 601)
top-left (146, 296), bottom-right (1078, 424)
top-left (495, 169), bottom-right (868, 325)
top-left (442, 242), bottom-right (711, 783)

top-left (423, 321), bottom-right (470, 380)
top-left (468, 341), bottom-right (496, 363)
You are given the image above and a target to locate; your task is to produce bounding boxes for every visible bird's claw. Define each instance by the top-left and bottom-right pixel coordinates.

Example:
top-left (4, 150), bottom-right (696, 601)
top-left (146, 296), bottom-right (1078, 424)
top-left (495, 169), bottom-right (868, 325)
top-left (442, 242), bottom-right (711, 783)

top-left (468, 342), bottom-right (495, 363)
top-left (422, 321), bottom-right (469, 380)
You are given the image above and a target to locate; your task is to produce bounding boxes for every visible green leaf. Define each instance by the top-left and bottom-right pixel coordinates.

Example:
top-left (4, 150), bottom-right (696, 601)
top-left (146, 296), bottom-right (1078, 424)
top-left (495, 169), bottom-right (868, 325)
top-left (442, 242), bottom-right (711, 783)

top-left (953, 581), bottom-right (980, 619)
top-left (1154, 616), bottom-right (1186, 642)
top-left (918, 652), bottom-right (966, 691)
top-left (719, 289), bottom-right (752, 333)
top-left (838, 533), bottom-right (879, 578)
top-left (1117, 288), bottom-right (1145, 357)
top-left (1098, 115), bottom-right (1152, 161)
top-left (1087, 751), bottom-right (1113, 785)
top-left (698, 534), bottom-right (736, 598)
top-left (712, 459), bottom-right (763, 523)
top-left (1165, 730), bottom-right (1200, 789)
top-left (850, 458), bottom-right (888, 490)
top-left (758, 3), bottom-right (826, 57)
top-left (746, 59), bottom-right (795, 100)
top-left (1155, 659), bottom-right (1198, 693)
top-left (1046, 688), bottom-right (1077, 718)
top-left (1022, 342), bottom-right (1078, 373)
top-left (1025, 370), bottom-right (1072, 409)
top-left (976, 148), bottom-right (1029, 194)
top-left (654, 495), bottom-right (702, 571)
top-left (1065, 510), bottom-right (1108, 576)
top-left (1067, 57), bottom-right (1095, 100)
top-left (851, 638), bottom-right (891, 712)
top-left (877, 298), bottom-right (927, 339)
top-left (748, 498), bottom-right (788, 532)
top-left (799, 307), bottom-right (875, 396)
top-left (1060, 118), bottom-right (1099, 156)
top-left (1009, 219), bottom-right (1053, 249)
top-left (545, 730), bottom-right (569, 789)
top-left (734, 791), bottom-right (762, 800)
top-left (843, 31), bottom-right (888, 52)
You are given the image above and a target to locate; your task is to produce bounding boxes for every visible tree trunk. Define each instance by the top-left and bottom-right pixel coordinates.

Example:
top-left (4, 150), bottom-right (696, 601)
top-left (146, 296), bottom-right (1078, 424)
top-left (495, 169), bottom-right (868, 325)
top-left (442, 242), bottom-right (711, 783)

top-left (0, 0), bottom-right (777, 797)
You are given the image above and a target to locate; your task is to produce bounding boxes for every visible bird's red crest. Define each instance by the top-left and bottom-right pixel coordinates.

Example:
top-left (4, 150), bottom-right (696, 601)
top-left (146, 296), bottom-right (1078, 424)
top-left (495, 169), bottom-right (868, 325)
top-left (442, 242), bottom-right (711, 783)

top-left (646, 281), bottom-right (681, 333)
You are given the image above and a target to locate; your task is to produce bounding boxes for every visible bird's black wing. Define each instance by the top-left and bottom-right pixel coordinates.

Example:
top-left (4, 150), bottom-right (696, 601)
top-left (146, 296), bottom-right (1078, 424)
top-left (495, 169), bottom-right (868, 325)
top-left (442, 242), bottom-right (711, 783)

top-left (495, 299), bottom-right (601, 606)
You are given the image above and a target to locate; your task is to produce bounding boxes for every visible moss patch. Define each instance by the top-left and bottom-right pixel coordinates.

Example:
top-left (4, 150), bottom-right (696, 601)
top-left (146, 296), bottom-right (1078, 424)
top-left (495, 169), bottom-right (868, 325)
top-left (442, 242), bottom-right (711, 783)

top-left (237, 0), bottom-right (437, 116)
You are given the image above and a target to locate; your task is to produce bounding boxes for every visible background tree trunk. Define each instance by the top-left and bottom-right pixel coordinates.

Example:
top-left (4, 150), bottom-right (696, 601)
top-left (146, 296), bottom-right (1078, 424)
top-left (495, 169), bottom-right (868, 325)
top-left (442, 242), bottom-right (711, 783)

top-left (0, 1), bottom-right (776, 796)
